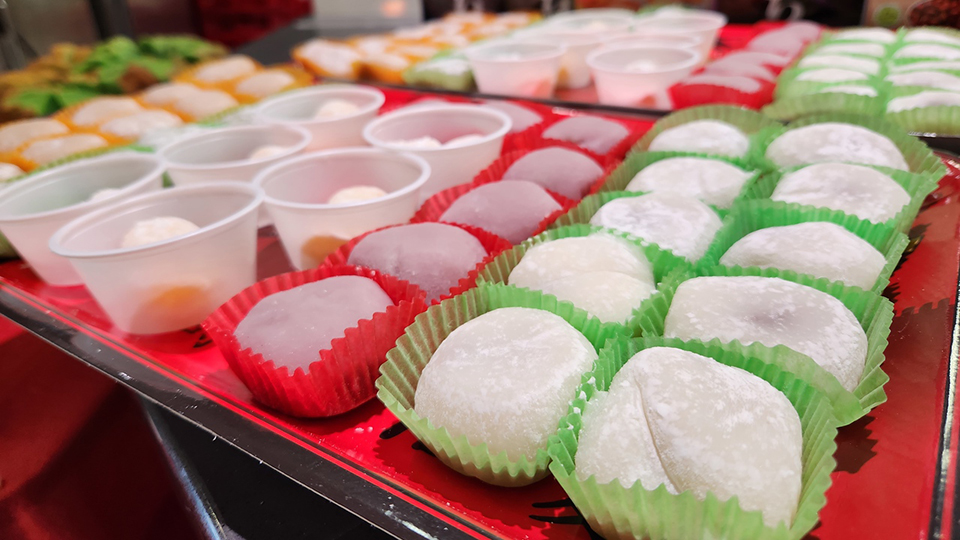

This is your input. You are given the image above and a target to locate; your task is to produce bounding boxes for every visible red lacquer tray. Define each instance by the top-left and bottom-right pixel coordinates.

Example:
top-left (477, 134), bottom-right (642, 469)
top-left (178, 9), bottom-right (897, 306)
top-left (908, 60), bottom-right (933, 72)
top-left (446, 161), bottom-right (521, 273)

top-left (0, 89), bottom-right (959, 540)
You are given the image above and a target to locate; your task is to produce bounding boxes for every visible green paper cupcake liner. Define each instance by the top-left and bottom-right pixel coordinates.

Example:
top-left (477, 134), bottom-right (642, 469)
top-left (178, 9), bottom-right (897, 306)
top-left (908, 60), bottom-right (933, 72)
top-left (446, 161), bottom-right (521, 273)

top-left (753, 111), bottom-right (947, 177)
top-left (547, 335), bottom-right (837, 540)
top-left (597, 150), bottom-right (761, 210)
top-left (631, 105), bottom-right (779, 161)
top-left (884, 85), bottom-right (960, 135)
top-left (763, 92), bottom-right (885, 122)
top-left (698, 199), bottom-right (908, 294)
top-left (374, 284), bottom-right (631, 487)
top-left (475, 223), bottom-right (692, 335)
top-left (740, 163), bottom-right (938, 233)
top-left (637, 265), bottom-right (893, 425)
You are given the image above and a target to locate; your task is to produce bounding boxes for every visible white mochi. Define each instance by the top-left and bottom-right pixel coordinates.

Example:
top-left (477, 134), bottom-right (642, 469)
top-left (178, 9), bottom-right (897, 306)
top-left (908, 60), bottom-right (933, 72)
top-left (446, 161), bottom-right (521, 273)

top-left (0, 119), bottom-right (69, 153)
top-left (439, 180), bottom-right (561, 244)
top-left (194, 55), bottom-right (258, 82)
top-left (648, 120), bottom-right (750, 158)
top-left (772, 163), bottom-right (911, 223)
top-left (234, 276), bottom-right (393, 371)
top-left (719, 222), bottom-right (887, 289)
top-left (235, 70), bottom-right (296, 98)
top-left (501, 146), bottom-right (605, 199)
top-left (894, 44), bottom-right (960, 61)
top-left (542, 116), bottom-right (630, 155)
top-left (888, 91), bottom-right (960, 112)
top-left (625, 157), bottom-right (752, 209)
top-left (313, 99), bottom-right (360, 118)
top-left (482, 100), bottom-right (543, 133)
top-left (140, 82), bottom-right (204, 106)
top-left (20, 134), bottom-right (108, 165)
top-left (248, 145), bottom-right (288, 160)
top-left (815, 42), bottom-right (887, 57)
top-left (71, 97), bottom-right (142, 127)
top-left (297, 40), bottom-right (361, 77)
top-left (328, 185), bottom-right (388, 204)
top-left (0, 162), bottom-right (23, 182)
top-left (905, 29), bottom-right (960, 46)
top-left (99, 110), bottom-right (183, 139)
top-left (445, 134), bottom-right (486, 147)
top-left (713, 51), bottom-right (792, 69)
top-left (795, 68), bottom-right (869, 83)
top-left (173, 89), bottom-right (239, 119)
top-left (700, 61), bottom-right (775, 81)
top-left (681, 74), bottom-right (764, 92)
top-left (886, 70), bottom-right (960, 92)
top-left (508, 234), bottom-right (654, 290)
top-left (664, 276), bottom-right (868, 391)
top-left (747, 31), bottom-right (805, 57)
top-left (589, 193), bottom-right (722, 261)
top-left (831, 27), bottom-right (896, 43)
top-left (390, 136), bottom-right (443, 149)
top-left (414, 307), bottom-right (597, 461)
top-left (765, 123), bottom-right (908, 170)
top-left (535, 271), bottom-right (656, 323)
top-left (798, 54), bottom-right (880, 74)
top-left (121, 217), bottom-right (200, 248)
top-left (889, 60), bottom-right (960, 73)
top-left (818, 85), bottom-right (878, 96)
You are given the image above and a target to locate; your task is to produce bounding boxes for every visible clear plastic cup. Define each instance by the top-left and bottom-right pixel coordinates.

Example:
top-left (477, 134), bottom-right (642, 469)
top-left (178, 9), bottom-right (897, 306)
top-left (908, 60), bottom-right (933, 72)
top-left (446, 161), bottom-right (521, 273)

top-left (632, 11), bottom-right (727, 59)
top-left (587, 44), bottom-right (700, 106)
top-left (160, 124), bottom-right (311, 186)
top-left (48, 182), bottom-right (263, 334)
top-left (549, 8), bottom-right (636, 21)
top-left (465, 41), bottom-right (566, 98)
top-left (254, 85), bottom-right (385, 151)
top-left (254, 148), bottom-right (430, 270)
top-left (513, 30), bottom-right (606, 89)
top-left (362, 104), bottom-right (510, 198)
top-left (601, 33), bottom-right (704, 53)
top-left (0, 152), bottom-right (165, 286)
top-left (543, 14), bottom-right (635, 36)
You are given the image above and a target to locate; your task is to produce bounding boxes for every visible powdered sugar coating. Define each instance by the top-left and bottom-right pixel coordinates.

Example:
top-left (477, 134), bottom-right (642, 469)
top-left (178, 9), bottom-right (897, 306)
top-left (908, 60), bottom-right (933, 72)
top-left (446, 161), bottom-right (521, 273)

top-left (542, 116), bottom-right (630, 155)
top-left (100, 110), bottom-right (183, 139)
top-left (626, 157), bottom-right (752, 209)
top-left (347, 223), bottom-right (488, 301)
top-left (665, 276), bottom-right (868, 391)
top-left (509, 234), bottom-right (654, 289)
top-left (234, 276), bottom-right (393, 371)
top-left (235, 70), bottom-right (296, 98)
top-left (831, 27), bottom-right (896, 43)
top-left (818, 85), bottom-right (878, 97)
top-left (195, 56), bottom-right (257, 82)
top-left (795, 68), bottom-right (869, 83)
top-left (888, 91), bottom-right (960, 112)
top-left (798, 54), bottom-right (881, 74)
top-left (502, 147), bottom-right (604, 199)
top-left (816, 42), bottom-right (887, 57)
top-left (886, 71), bottom-right (960, 92)
top-left (894, 44), bottom-right (960, 61)
top-left (889, 60), bottom-right (960, 73)
top-left (905, 28), bottom-right (960, 46)
top-left (589, 193), bottom-right (722, 261)
top-left (440, 180), bottom-right (562, 244)
top-left (680, 74), bottom-right (763, 92)
top-left (772, 163), bottom-right (911, 223)
top-left (648, 120), bottom-right (749, 158)
top-left (414, 307), bottom-right (597, 461)
top-left (720, 222), bottom-right (887, 289)
top-left (535, 271), bottom-right (655, 323)
top-left (482, 101), bottom-right (543, 133)
top-left (765, 123), bottom-right (908, 170)
top-left (700, 62), bottom-right (775, 83)
top-left (71, 97), bottom-right (142, 127)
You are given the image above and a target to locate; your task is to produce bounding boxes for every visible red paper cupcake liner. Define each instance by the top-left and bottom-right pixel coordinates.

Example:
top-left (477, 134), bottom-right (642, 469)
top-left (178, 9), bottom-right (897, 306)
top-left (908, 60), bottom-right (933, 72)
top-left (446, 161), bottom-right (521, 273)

top-left (319, 222), bottom-right (513, 304)
top-left (668, 79), bottom-right (776, 110)
top-left (202, 265), bottom-right (429, 418)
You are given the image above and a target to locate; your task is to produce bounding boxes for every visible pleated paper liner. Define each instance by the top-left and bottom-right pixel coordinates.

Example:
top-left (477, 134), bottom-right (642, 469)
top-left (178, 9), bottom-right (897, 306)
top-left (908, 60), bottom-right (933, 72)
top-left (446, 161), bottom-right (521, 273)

top-left (374, 284), bottom-right (631, 487)
top-left (741, 163), bottom-right (939, 234)
top-left (752, 112), bottom-right (948, 177)
top-left (593, 150), bottom-right (761, 210)
top-left (547, 335), bottom-right (837, 540)
top-left (637, 264), bottom-right (893, 425)
top-left (668, 78), bottom-right (776, 110)
top-left (698, 199), bottom-right (908, 295)
top-left (202, 264), bottom-right (428, 418)
top-left (475, 223), bottom-right (692, 335)
top-left (228, 64), bottom-right (316, 105)
top-left (173, 55), bottom-right (265, 91)
top-left (884, 85), bottom-right (960, 135)
top-left (762, 90), bottom-right (886, 121)
top-left (319, 221), bottom-right (513, 304)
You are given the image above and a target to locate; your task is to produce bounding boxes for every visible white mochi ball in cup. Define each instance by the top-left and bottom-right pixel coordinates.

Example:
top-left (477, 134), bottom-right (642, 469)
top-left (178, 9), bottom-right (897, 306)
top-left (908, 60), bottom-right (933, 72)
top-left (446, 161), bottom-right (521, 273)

top-left (363, 104), bottom-right (511, 198)
top-left (254, 85), bottom-right (385, 151)
top-left (587, 44), bottom-right (700, 106)
top-left (253, 148), bottom-right (430, 270)
top-left (0, 152), bottom-right (165, 286)
top-left (48, 182), bottom-right (263, 335)
top-left (465, 40), bottom-right (566, 98)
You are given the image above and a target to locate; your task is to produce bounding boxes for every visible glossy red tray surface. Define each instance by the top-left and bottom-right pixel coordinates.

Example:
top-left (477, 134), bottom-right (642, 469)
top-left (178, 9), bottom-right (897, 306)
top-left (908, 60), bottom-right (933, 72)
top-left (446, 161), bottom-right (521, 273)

top-left (0, 89), bottom-right (958, 540)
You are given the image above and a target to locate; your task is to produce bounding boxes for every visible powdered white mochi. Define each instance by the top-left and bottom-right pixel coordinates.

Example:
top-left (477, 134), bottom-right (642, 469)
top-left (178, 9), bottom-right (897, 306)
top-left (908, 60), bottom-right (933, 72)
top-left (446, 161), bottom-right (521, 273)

top-left (894, 44), bottom-right (960, 61)
top-left (21, 134), bottom-right (108, 165)
top-left (889, 60), bottom-right (960, 73)
top-left (589, 193), bottom-right (722, 261)
top-left (248, 145), bottom-right (288, 160)
top-left (328, 186), bottom-right (387, 204)
top-left (625, 157), bottom-right (752, 209)
top-left (0, 119), bottom-right (69, 153)
top-left (747, 31), bottom-right (805, 57)
top-left (121, 217), bottom-right (200, 248)
top-left (542, 116), bottom-right (630, 155)
top-left (665, 276), bottom-right (868, 391)
top-left (680, 74), bottom-right (764, 93)
top-left (534, 271), bottom-right (655, 323)
top-left (905, 28), bottom-right (960, 46)
top-left (648, 120), bottom-right (750, 158)
top-left (815, 42), bottom-right (887, 57)
top-left (508, 234), bottom-right (654, 290)
top-left (795, 68), bottom-right (869, 83)
top-left (501, 147), bottom-right (604, 199)
top-left (140, 82), bottom-right (204, 106)
top-left (194, 55), bottom-right (258, 82)
top-left (700, 61), bottom-right (775, 82)
top-left (818, 85), bottom-right (879, 97)
top-left (71, 97), bottom-right (142, 127)
top-left (888, 91), bottom-right (960, 112)
top-left (235, 70), bottom-right (295, 98)
top-left (414, 307), bottom-right (597, 461)
top-left (772, 163), bottom-right (911, 223)
top-left (234, 276), bottom-right (393, 371)
top-left (765, 123), bottom-right (908, 170)
top-left (0, 162), bottom-right (22, 181)
top-left (482, 100), bottom-right (543, 133)
top-left (99, 110), bottom-right (183, 139)
top-left (174, 90), bottom-right (239, 119)
top-left (886, 70), bottom-right (960, 92)
top-left (346, 223), bottom-right (487, 301)
top-left (439, 180), bottom-right (562, 244)
top-left (798, 54), bottom-right (881, 75)
top-left (575, 347), bottom-right (802, 527)
top-left (297, 41), bottom-right (361, 77)
top-left (719, 222), bottom-right (887, 289)
top-left (831, 27), bottom-right (896, 43)
top-left (713, 51), bottom-right (793, 69)
top-left (313, 99), bottom-right (360, 118)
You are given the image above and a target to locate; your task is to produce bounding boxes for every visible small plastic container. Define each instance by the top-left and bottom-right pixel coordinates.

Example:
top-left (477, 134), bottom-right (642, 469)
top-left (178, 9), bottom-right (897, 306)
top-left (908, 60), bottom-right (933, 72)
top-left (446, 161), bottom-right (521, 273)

top-left (543, 14), bottom-right (635, 36)
top-left (632, 11), bottom-right (727, 59)
top-left (254, 85), bottom-right (385, 151)
top-left (253, 148), bottom-right (430, 270)
top-left (362, 104), bottom-right (511, 198)
top-left (587, 44), bottom-right (700, 106)
top-left (0, 152), bottom-right (165, 286)
top-left (600, 33), bottom-right (703, 53)
top-left (48, 182), bottom-right (263, 334)
top-left (465, 41), bottom-right (566, 98)
top-left (514, 30), bottom-right (606, 90)
top-left (160, 124), bottom-right (310, 187)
